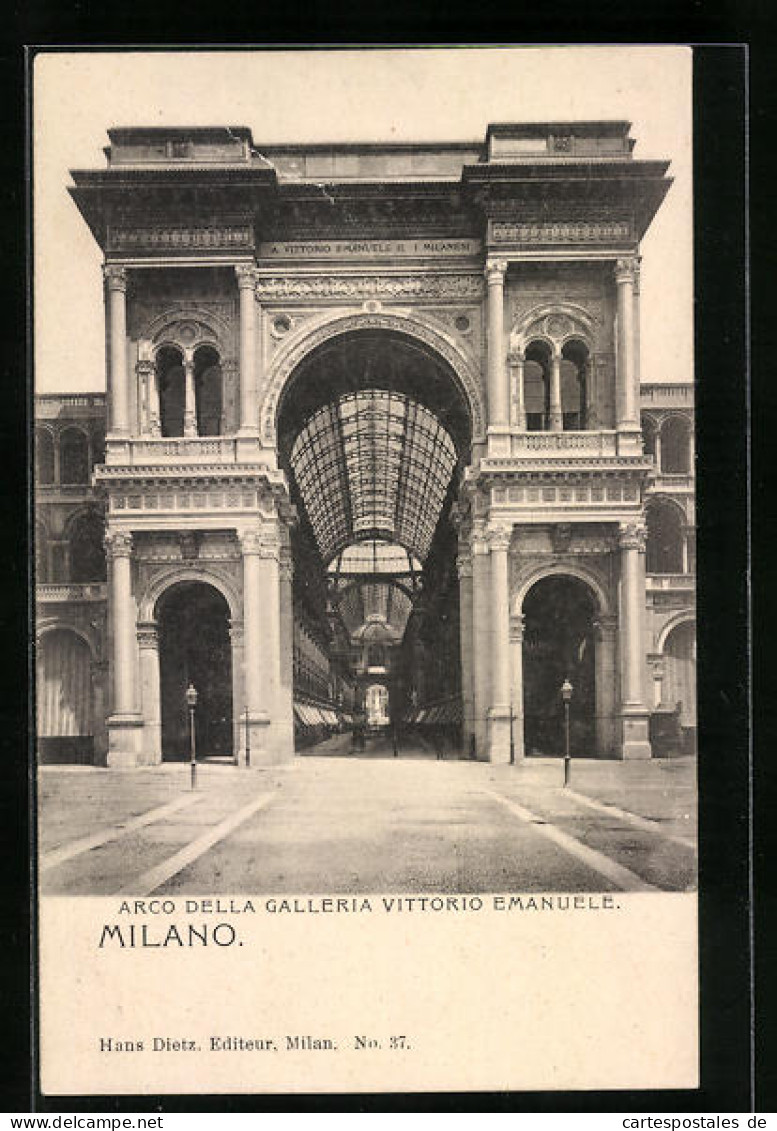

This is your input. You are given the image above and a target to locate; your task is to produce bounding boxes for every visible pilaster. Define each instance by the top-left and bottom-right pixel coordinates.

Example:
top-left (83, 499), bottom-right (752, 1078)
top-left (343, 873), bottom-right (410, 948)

top-left (509, 613), bottom-right (525, 760)
top-left (486, 524), bottom-right (513, 763)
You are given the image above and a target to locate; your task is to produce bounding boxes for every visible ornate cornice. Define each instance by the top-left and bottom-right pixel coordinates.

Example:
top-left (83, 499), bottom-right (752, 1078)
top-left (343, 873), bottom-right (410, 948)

top-left (253, 274), bottom-right (483, 300)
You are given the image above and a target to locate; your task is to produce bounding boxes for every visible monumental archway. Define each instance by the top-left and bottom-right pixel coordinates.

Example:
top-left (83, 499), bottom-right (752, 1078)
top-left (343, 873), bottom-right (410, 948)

top-left (276, 327), bottom-right (474, 754)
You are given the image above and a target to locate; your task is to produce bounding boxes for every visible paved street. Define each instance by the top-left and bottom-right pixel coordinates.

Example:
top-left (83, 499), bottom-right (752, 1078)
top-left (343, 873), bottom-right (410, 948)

top-left (38, 738), bottom-right (697, 896)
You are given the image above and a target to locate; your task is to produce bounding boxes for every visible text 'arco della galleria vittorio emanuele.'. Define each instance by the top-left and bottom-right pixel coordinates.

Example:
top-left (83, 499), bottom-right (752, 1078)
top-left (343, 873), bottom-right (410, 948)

top-left (35, 121), bottom-right (696, 769)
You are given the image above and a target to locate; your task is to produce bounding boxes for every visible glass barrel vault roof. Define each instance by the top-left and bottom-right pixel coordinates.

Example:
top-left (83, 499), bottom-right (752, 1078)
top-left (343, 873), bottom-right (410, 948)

top-left (290, 389), bottom-right (457, 566)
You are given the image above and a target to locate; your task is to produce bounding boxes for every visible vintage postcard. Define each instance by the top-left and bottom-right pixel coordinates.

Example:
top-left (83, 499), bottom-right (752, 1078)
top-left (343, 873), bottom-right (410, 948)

top-left (34, 46), bottom-right (698, 1096)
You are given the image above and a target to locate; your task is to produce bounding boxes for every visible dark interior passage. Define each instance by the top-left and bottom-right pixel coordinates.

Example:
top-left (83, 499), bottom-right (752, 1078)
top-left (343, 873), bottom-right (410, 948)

top-left (157, 582), bottom-right (233, 760)
top-left (522, 575), bottom-right (597, 756)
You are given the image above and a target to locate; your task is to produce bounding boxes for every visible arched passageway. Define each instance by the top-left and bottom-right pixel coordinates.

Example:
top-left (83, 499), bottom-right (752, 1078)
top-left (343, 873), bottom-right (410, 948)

top-left (522, 575), bottom-right (597, 756)
top-left (277, 330), bottom-right (471, 755)
top-left (156, 582), bottom-right (233, 761)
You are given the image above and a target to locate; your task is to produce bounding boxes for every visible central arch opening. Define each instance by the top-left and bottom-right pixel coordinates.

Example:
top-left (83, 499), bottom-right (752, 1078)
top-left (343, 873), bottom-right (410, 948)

top-left (522, 575), bottom-right (597, 756)
top-left (277, 330), bottom-right (471, 756)
top-left (157, 581), bottom-right (233, 761)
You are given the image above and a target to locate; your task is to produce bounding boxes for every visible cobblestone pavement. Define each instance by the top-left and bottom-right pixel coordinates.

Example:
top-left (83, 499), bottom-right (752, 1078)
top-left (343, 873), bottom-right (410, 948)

top-left (38, 740), bottom-right (697, 896)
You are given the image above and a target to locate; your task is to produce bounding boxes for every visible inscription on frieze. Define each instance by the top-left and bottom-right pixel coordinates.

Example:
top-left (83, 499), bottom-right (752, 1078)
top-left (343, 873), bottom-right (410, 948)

top-left (259, 238), bottom-right (482, 260)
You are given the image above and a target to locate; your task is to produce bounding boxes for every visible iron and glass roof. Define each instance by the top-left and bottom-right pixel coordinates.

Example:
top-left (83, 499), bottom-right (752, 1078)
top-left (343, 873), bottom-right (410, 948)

top-left (290, 389), bottom-right (457, 566)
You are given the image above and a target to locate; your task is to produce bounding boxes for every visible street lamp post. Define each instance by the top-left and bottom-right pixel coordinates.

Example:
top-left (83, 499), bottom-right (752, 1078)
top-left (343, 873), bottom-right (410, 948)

top-left (186, 682), bottom-right (198, 790)
top-left (561, 678), bottom-right (573, 788)
top-left (244, 705), bottom-right (251, 768)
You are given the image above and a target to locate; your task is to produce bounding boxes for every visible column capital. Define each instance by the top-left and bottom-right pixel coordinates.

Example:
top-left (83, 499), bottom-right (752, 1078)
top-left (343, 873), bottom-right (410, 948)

top-left (235, 263), bottom-right (257, 290)
top-left (593, 613), bottom-right (619, 640)
top-left (456, 553), bottom-right (473, 580)
top-left (632, 256), bottom-right (642, 295)
top-left (104, 529), bottom-right (133, 560)
top-left (618, 521), bottom-right (647, 552)
top-left (485, 258), bottom-right (508, 285)
top-left (229, 620), bottom-right (244, 645)
top-left (135, 358), bottom-right (155, 377)
top-left (239, 528), bottom-right (280, 559)
top-left (614, 256), bottom-right (637, 285)
top-left (507, 349), bottom-right (525, 367)
top-left (103, 264), bottom-right (128, 292)
top-left (509, 613), bottom-right (525, 642)
top-left (136, 621), bottom-right (159, 648)
top-left (487, 525), bottom-right (512, 552)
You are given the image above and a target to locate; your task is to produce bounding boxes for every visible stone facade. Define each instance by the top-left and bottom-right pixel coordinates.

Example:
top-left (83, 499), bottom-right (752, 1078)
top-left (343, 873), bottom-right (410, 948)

top-left (35, 121), bottom-right (695, 766)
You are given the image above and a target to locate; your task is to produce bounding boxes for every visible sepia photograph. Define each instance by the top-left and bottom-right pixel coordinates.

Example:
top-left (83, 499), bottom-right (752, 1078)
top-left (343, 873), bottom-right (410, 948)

top-left (33, 45), bottom-right (700, 1095)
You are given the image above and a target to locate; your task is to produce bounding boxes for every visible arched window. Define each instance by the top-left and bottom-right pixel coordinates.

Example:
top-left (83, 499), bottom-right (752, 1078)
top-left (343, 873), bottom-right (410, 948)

top-left (646, 499), bottom-right (684, 574)
top-left (660, 415), bottom-right (692, 474)
top-left (59, 428), bottom-right (89, 484)
top-left (36, 429), bottom-right (55, 484)
top-left (642, 415), bottom-right (658, 459)
top-left (524, 341), bottom-right (551, 431)
top-left (560, 340), bottom-right (589, 430)
top-left (157, 346), bottom-right (185, 437)
top-left (68, 509), bottom-right (106, 583)
top-left (194, 345), bottom-right (222, 436)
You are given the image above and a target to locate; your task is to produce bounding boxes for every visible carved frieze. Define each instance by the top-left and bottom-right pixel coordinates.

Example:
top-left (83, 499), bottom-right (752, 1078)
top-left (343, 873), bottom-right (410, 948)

top-left (253, 274), bottom-right (484, 300)
top-left (492, 220), bottom-right (632, 244)
top-left (107, 225), bottom-right (254, 253)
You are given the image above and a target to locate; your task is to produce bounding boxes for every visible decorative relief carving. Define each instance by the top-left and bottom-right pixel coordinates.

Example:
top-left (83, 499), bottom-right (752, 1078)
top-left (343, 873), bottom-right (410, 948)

top-left (253, 274), bottom-right (484, 300)
top-left (108, 226), bottom-right (254, 252)
top-left (493, 220), bottom-right (631, 244)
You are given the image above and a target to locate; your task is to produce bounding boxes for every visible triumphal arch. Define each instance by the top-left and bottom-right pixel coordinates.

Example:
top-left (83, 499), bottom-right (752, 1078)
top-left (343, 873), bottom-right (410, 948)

top-left (36, 121), bottom-right (696, 767)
